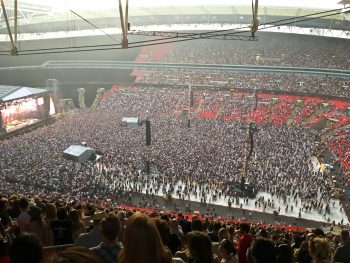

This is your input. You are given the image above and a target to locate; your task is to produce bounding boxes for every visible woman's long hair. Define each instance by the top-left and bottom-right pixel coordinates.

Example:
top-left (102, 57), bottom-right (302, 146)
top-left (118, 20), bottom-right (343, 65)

top-left (118, 212), bottom-right (172, 263)
top-left (308, 237), bottom-right (330, 262)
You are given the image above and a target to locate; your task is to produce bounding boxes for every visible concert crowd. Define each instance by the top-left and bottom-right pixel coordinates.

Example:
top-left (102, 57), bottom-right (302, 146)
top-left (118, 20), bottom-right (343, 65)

top-left (0, 86), bottom-right (347, 225)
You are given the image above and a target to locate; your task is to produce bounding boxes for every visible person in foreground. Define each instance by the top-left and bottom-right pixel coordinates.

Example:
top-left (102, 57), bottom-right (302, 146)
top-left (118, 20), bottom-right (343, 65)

top-left (333, 229), bottom-right (350, 263)
top-left (118, 212), bottom-right (173, 263)
top-left (90, 212), bottom-right (122, 263)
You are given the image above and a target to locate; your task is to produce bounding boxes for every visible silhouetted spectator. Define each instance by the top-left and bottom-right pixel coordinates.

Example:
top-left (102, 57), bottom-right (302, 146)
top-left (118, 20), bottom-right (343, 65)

top-left (251, 238), bottom-right (276, 263)
top-left (9, 233), bottom-right (43, 263)
top-left (50, 207), bottom-right (73, 245)
top-left (333, 229), bottom-right (350, 263)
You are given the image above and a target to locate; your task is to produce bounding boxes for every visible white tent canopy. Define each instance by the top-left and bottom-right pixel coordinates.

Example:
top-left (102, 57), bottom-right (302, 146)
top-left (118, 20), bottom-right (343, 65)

top-left (0, 86), bottom-right (48, 102)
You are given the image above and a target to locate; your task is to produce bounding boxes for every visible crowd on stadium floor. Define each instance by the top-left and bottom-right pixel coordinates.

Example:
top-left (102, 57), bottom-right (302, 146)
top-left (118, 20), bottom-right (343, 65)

top-left (0, 196), bottom-right (350, 263)
top-left (0, 87), bottom-right (348, 226)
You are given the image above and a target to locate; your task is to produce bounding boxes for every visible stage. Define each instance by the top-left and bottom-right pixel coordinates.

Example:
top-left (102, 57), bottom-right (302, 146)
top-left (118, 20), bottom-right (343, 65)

top-left (4, 118), bottom-right (41, 133)
top-left (0, 85), bottom-right (56, 137)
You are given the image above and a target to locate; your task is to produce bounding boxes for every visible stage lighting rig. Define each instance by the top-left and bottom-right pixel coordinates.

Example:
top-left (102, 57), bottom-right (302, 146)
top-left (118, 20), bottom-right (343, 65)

top-left (119, 0), bottom-right (129, 48)
top-left (251, 0), bottom-right (259, 37)
top-left (129, 30), bottom-right (258, 41)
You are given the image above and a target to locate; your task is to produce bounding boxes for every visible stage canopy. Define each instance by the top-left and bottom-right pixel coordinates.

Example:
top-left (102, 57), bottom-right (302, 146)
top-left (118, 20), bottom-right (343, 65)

top-left (63, 145), bottom-right (96, 162)
top-left (0, 85), bottom-right (48, 102)
top-left (122, 117), bottom-right (140, 127)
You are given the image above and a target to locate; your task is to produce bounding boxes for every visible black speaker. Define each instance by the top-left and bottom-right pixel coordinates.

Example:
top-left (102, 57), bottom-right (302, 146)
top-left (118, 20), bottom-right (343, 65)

top-left (0, 109), bottom-right (5, 133)
top-left (240, 176), bottom-right (246, 191)
top-left (190, 90), bottom-right (194, 107)
top-left (43, 94), bottom-right (50, 119)
top-left (145, 119), bottom-right (151, 146)
top-left (145, 160), bottom-right (150, 174)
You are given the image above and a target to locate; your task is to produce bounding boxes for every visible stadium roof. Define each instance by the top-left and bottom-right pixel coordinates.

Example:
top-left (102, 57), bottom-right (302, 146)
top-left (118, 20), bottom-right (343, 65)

top-left (338, 0), bottom-right (350, 6)
top-left (0, 86), bottom-right (48, 102)
top-left (16, 0), bottom-right (344, 10)
top-left (1, 1), bottom-right (348, 30)
top-left (0, 0), bottom-right (348, 51)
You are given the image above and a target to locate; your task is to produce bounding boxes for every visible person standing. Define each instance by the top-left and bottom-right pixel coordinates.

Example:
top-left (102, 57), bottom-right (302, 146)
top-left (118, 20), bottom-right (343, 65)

top-left (333, 229), bottom-right (350, 263)
top-left (16, 198), bottom-right (30, 233)
top-left (237, 224), bottom-right (252, 263)
top-left (50, 207), bottom-right (73, 245)
top-left (76, 211), bottom-right (105, 248)
top-left (90, 212), bottom-right (122, 263)
top-left (118, 212), bottom-right (173, 263)
top-left (23, 206), bottom-right (48, 246)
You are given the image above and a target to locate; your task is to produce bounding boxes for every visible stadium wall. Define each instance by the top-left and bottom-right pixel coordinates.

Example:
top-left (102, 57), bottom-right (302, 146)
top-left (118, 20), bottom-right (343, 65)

top-left (0, 36), bottom-right (140, 106)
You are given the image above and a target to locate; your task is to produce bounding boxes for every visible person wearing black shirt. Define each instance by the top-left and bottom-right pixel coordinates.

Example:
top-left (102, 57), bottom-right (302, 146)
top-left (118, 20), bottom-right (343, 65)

top-left (50, 207), bottom-right (73, 245)
top-left (333, 229), bottom-right (350, 263)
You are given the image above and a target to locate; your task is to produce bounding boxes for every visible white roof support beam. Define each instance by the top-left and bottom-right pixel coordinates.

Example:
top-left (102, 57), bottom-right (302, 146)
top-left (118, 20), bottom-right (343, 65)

top-left (0, 0), bottom-right (17, 55)
top-left (14, 0), bottom-right (17, 46)
top-left (118, 0), bottom-right (129, 48)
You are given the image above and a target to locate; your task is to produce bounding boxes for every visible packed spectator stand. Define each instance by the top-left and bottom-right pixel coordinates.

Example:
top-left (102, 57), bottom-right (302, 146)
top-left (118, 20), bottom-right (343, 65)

top-left (1, 195), bottom-right (350, 263)
top-left (137, 70), bottom-right (350, 99)
top-left (148, 33), bottom-right (350, 70)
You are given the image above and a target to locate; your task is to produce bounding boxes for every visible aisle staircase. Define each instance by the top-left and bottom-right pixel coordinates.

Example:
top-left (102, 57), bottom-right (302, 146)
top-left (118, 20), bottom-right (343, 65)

top-left (195, 96), bottom-right (205, 115)
top-left (300, 107), bottom-right (324, 127)
top-left (321, 123), bottom-right (350, 141)
top-left (266, 100), bottom-right (280, 124)
top-left (174, 95), bottom-right (185, 115)
top-left (286, 100), bottom-right (303, 126)
top-left (215, 99), bottom-right (225, 119)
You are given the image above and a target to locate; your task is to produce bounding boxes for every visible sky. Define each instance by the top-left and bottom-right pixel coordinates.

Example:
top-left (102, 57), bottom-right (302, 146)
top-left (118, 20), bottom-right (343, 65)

top-left (21, 0), bottom-right (342, 11)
